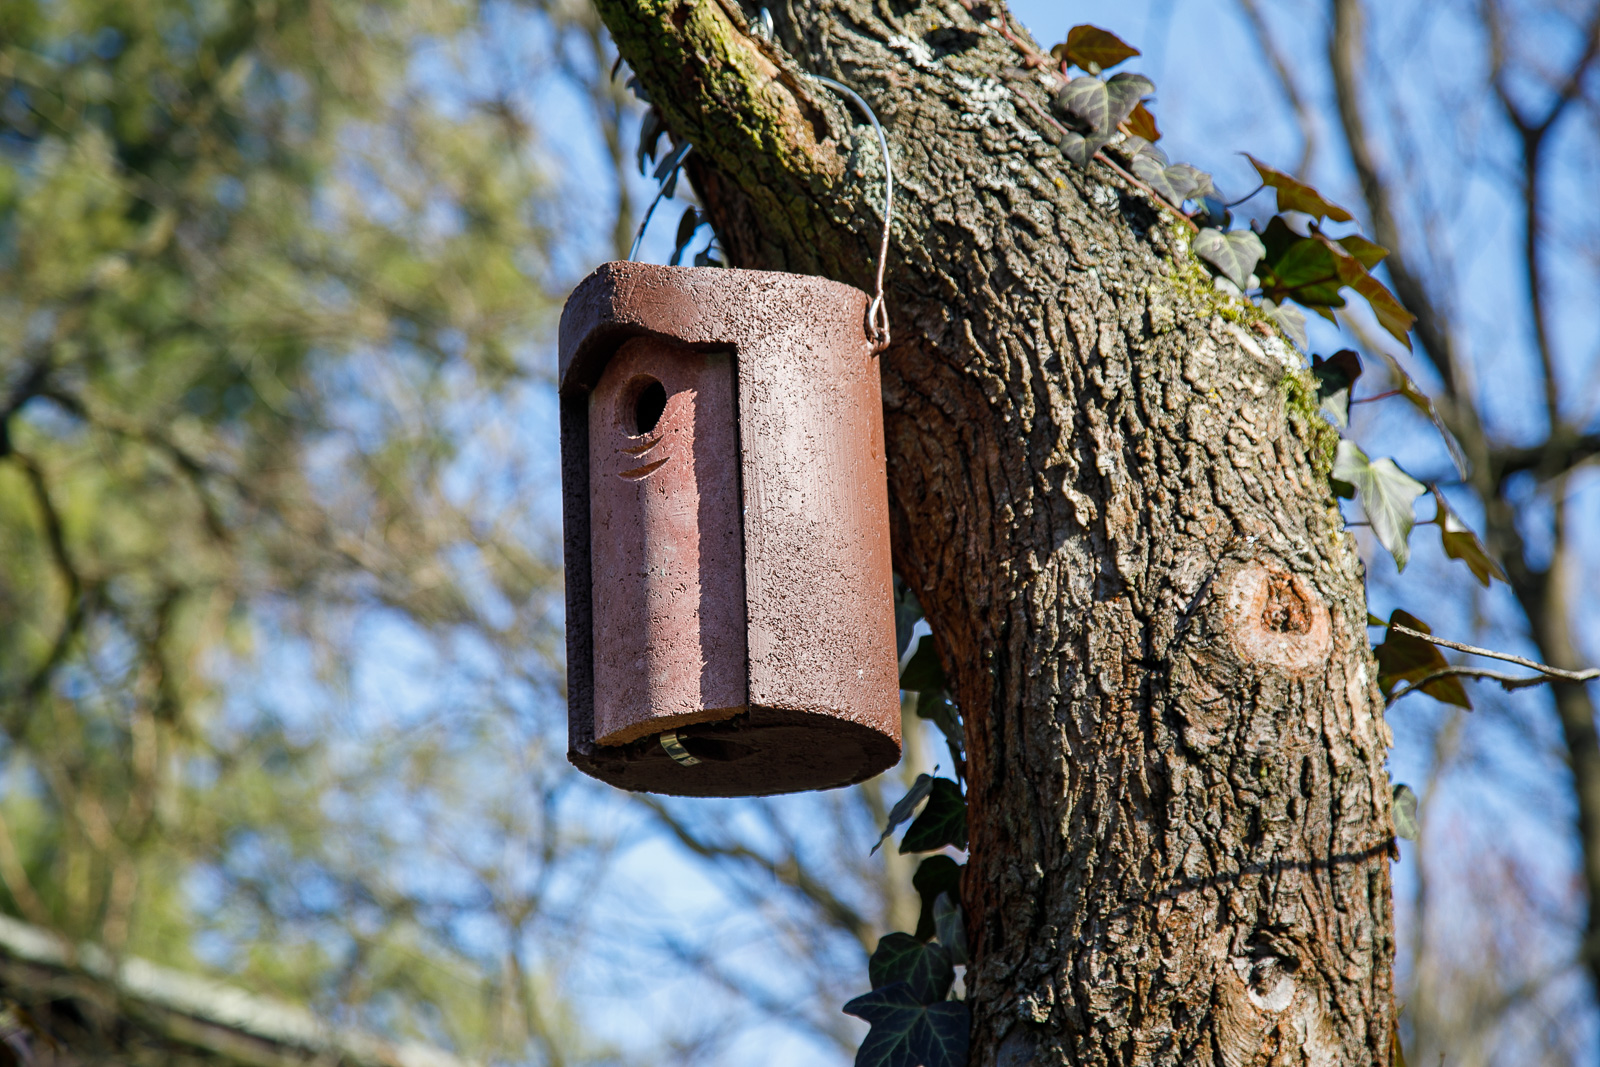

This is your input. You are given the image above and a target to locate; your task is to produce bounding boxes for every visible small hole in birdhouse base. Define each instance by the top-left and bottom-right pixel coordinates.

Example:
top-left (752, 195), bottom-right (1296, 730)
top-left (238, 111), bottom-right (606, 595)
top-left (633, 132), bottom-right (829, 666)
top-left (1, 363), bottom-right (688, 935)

top-left (633, 378), bottom-right (667, 435)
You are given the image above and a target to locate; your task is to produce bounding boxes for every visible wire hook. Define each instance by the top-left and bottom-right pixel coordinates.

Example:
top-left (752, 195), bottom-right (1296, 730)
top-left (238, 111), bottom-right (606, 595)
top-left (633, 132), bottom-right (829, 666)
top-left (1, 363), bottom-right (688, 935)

top-left (802, 72), bottom-right (895, 352)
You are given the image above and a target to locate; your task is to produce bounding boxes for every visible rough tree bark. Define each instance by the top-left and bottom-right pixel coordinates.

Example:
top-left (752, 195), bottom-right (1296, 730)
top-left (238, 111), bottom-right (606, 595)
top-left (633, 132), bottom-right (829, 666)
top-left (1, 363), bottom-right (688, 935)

top-left (594, 1), bottom-right (1397, 1062)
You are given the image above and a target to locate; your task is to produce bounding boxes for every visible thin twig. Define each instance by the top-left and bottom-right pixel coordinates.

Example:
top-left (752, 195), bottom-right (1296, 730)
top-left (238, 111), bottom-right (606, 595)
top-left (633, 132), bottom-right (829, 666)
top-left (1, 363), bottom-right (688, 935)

top-left (1388, 666), bottom-right (1566, 706)
top-left (1390, 623), bottom-right (1600, 683)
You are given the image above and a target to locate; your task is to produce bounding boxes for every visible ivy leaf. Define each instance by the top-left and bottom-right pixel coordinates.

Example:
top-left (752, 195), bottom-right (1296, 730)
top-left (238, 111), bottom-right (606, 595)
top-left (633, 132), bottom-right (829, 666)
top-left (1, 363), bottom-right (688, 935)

top-left (900, 636), bottom-right (947, 693)
top-left (1192, 228), bottom-right (1264, 291)
top-left (844, 985), bottom-right (971, 1067)
top-left (1332, 441), bottom-right (1426, 570)
top-left (1055, 73), bottom-right (1151, 137)
top-left (637, 108), bottom-right (665, 174)
top-left (917, 690), bottom-right (966, 779)
top-left (1374, 609), bottom-right (1471, 709)
top-left (872, 773), bottom-right (933, 854)
top-left (1262, 235), bottom-right (1344, 306)
top-left (1124, 100), bottom-right (1160, 141)
top-left (1263, 300), bottom-right (1307, 350)
top-left (1392, 783), bottom-right (1420, 841)
top-left (1193, 195), bottom-right (1230, 230)
top-left (1367, 348), bottom-right (1468, 477)
top-left (1339, 260), bottom-right (1416, 350)
top-left (1244, 154), bottom-right (1353, 221)
top-left (894, 578), bottom-right (924, 660)
top-left (1312, 349), bottom-right (1362, 428)
top-left (1433, 491), bottom-right (1507, 587)
top-left (1058, 130), bottom-right (1109, 169)
top-left (913, 856), bottom-right (963, 941)
top-left (1337, 233), bottom-right (1389, 270)
top-left (652, 140), bottom-right (689, 182)
top-left (900, 778), bottom-right (967, 853)
top-left (869, 933), bottom-right (955, 1002)
top-left (1054, 76), bottom-right (1111, 134)
top-left (1133, 151), bottom-right (1213, 205)
top-left (1054, 24), bottom-right (1141, 73)
top-left (671, 206), bottom-right (701, 267)
top-left (916, 690), bottom-right (964, 763)
top-left (1104, 73), bottom-right (1155, 128)
top-left (933, 894), bottom-right (968, 965)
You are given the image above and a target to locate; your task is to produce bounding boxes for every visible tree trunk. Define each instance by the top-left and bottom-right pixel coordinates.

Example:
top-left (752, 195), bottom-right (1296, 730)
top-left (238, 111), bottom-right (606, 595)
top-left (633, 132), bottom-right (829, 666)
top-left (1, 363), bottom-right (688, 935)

top-left (594, 1), bottom-right (1397, 1062)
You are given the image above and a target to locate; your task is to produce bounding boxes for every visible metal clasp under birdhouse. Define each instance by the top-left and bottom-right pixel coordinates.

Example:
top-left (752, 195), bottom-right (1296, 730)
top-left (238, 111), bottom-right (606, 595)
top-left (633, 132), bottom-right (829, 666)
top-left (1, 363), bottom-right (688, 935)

top-left (558, 262), bottom-right (901, 797)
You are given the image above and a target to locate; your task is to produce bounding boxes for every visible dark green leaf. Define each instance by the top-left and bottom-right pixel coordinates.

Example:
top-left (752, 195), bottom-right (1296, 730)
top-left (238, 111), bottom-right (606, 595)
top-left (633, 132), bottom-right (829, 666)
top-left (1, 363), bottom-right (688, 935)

top-left (1392, 783), bottom-right (1420, 841)
top-left (933, 893), bottom-right (967, 965)
top-left (1265, 236), bottom-right (1342, 300)
top-left (894, 577), bottom-right (924, 659)
top-left (900, 636), bottom-right (947, 693)
top-left (916, 690), bottom-right (966, 776)
top-left (900, 778), bottom-right (967, 853)
top-left (844, 985), bottom-right (971, 1067)
top-left (1194, 195), bottom-right (1231, 230)
top-left (671, 206), bottom-right (700, 267)
top-left (1433, 491), bottom-right (1507, 587)
top-left (1374, 609), bottom-right (1472, 708)
top-left (1258, 215), bottom-right (1300, 264)
top-left (873, 773), bottom-right (933, 854)
top-left (1332, 441), bottom-right (1426, 570)
top-left (1244, 154), bottom-right (1353, 221)
top-left (912, 856), bottom-right (963, 941)
top-left (1192, 229), bottom-right (1264, 290)
top-left (869, 933), bottom-right (955, 1002)
top-left (1312, 349), bottom-right (1362, 428)
top-left (636, 108), bottom-right (664, 174)
top-left (1056, 24), bottom-right (1141, 72)
top-left (916, 689), bottom-right (962, 744)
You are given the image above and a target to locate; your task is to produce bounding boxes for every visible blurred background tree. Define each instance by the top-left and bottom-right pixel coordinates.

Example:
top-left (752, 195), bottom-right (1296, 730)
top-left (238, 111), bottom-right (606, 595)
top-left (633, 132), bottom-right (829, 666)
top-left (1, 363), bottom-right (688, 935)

top-left (2, 0), bottom-right (1599, 1064)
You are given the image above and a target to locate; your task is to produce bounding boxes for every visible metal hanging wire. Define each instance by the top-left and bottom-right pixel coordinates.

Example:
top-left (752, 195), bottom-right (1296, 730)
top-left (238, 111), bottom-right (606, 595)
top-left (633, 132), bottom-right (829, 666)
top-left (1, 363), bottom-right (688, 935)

top-left (623, 59), bottom-right (894, 350)
top-left (802, 72), bottom-right (895, 351)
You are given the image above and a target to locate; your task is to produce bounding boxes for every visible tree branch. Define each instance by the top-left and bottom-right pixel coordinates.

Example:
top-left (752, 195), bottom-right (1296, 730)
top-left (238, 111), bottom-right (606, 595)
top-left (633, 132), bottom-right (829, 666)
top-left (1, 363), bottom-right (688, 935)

top-left (1235, 0), bottom-right (1318, 177)
top-left (1328, 0), bottom-right (1492, 474)
top-left (1390, 622), bottom-right (1600, 684)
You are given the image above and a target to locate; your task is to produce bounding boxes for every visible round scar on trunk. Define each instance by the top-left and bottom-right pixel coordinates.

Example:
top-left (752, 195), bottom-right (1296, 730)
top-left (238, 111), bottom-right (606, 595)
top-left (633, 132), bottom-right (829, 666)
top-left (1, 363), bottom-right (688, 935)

top-left (1223, 562), bottom-right (1333, 676)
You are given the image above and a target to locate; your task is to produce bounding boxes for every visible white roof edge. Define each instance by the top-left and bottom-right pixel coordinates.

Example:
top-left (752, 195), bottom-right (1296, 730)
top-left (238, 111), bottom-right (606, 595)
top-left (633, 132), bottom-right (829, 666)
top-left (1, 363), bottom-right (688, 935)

top-left (0, 913), bottom-right (478, 1067)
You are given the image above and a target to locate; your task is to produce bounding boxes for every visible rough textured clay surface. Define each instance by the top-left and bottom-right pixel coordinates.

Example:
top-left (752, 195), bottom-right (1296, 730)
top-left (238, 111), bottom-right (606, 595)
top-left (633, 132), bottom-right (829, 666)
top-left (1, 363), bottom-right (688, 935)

top-left (560, 261), bottom-right (901, 796)
top-left (588, 337), bottom-right (747, 745)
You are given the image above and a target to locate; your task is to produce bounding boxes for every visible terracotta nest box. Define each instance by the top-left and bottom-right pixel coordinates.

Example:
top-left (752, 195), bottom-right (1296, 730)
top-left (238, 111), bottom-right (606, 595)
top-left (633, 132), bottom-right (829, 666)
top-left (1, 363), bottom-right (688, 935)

top-left (558, 262), bottom-right (902, 797)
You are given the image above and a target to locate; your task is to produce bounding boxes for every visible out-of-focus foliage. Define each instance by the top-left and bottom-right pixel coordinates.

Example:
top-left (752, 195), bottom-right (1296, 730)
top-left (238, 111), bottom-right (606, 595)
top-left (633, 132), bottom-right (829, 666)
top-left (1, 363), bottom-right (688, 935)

top-left (0, 0), bottom-right (626, 1058)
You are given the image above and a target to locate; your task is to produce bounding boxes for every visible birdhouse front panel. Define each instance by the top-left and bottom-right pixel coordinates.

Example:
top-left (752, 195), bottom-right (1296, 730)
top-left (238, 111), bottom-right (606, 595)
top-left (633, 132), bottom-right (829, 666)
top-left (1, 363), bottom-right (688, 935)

top-left (587, 336), bottom-right (748, 745)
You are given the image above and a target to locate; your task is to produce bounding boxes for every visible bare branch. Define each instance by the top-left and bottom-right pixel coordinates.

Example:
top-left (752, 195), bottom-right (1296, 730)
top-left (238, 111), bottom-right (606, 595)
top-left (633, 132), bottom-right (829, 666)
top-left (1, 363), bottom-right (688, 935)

top-left (1234, 0), bottom-right (1318, 176)
top-left (1328, 0), bottom-right (1491, 473)
top-left (1390, 623), bottom-right (1600, 683)
top-left (637, 797), bottom-right (875, 950)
